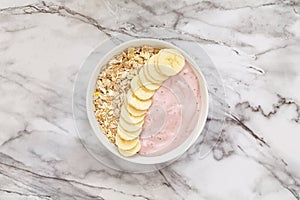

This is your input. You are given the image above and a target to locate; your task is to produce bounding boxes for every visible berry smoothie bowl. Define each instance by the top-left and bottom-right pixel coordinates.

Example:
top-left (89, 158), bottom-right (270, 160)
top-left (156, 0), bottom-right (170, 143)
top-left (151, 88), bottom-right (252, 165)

top-left (86, 39), bottom-right (209, 165)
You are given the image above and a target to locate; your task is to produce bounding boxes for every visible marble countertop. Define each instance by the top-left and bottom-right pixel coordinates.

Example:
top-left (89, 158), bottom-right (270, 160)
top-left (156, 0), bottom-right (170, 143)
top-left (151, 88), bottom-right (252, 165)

top-left (0, 0), bottom-right (299, 199)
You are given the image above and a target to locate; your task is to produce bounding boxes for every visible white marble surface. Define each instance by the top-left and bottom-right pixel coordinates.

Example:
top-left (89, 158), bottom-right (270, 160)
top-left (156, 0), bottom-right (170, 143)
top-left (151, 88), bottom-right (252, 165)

top-left (0, 0), bottom-right (300, 199)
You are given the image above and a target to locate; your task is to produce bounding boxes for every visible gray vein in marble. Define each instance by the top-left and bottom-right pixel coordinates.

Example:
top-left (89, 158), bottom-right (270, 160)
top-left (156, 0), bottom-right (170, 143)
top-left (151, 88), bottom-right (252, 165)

top-left (0, 1), bottom-right (113, 37)
top-left (254, 44), bottom-right (290, 60)
top-left (131, 0), bottom-right (157, 15)
top-left (0, 73), bottom-right (66, 114)
top-left (1, 25), bottom-right (36, 33)
top-left (135, 1), bottom-right (276, 16)
top-left (158, 170), bottom-right (184, 200)
top-left (0, 71), bottom-right (71, 135)
top-left (0, 153), bottom-right (153, 200)
top-left (7, 70), bottom-right (62, 98)
top-left (163, 5), bottom-right (258, 37)
top-left (237, 145), bottom-right (300, 200)
top-left (0, 188), bottom-right (51, 199)
top-left (236, 94), bottom-right (300, 123)
top-left (212, 132), bottom-right (235, 161)
top-left (1, 129), bottom-right (30, 147)
top-left (158, 168), bottom-right (201, 200)
top-left (29, 149), bottom-right (62, 167)
top-left (35, 115), bottom-right (70, 134)
top-left (227, 113), bottom-right (269, 147)
top-left (161, 0), bottom-right (299, 15)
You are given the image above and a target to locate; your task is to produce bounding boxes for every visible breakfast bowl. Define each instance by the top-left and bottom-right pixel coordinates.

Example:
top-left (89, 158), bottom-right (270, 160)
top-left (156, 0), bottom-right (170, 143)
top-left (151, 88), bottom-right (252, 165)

top-left (86, 38), bottom-right (209, 165)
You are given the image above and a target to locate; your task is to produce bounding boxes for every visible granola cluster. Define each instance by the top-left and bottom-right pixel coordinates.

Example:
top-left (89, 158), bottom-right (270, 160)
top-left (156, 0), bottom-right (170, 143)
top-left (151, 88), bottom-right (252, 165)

top-left (93, 46), bottom-right (160, 143)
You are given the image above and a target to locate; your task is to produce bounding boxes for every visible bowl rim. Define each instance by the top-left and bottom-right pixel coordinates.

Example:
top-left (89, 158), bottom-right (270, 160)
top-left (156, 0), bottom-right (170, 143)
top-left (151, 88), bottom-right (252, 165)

top-left (86, 38), bottom-right (209, 164)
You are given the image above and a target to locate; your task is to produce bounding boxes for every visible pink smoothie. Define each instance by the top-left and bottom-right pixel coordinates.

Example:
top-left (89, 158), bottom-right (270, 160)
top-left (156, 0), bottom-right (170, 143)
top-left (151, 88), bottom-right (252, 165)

top-left (139, 62), bottom-right (201, 156)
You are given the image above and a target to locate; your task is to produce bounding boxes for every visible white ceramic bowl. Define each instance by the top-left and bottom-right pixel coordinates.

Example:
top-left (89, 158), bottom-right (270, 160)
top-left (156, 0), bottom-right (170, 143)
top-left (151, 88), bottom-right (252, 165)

top-left (86, 38), bottom-right (209, 165)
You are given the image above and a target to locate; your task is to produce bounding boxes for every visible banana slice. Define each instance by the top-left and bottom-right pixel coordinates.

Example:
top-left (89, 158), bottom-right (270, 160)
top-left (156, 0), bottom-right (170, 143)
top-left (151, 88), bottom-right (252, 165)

top-left (126, 89), bottom-right (152, 111)
top-left (130, 76), bottom-right (155, 100)
top-left (126, 101), bottom-right (147, 117)
top-left (160, 48), bottom-right (183, 55)
top-left (120, 105), bottom-right (145, 124)
top-left (119, 116), bottom-right (143, 132)
top-left (146, 55), bottom-right (169, 82)
top-left (139, 67), bottom-right (161, 90)
top-left (143, 63), bottom-right (163, 84)
top-left (156, 49), bottom-right (185, 76)
top-left (115, 133), bottom-right (139, 150)
top-left (118, 140), bottom-right (141, 157)
top-left (117, 125), bottom-right (141, 140)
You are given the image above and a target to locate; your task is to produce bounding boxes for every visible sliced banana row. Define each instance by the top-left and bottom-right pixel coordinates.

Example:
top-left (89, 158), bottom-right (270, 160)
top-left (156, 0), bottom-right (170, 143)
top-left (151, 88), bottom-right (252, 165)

top-left (116, 48), bottom-right (186, 157)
